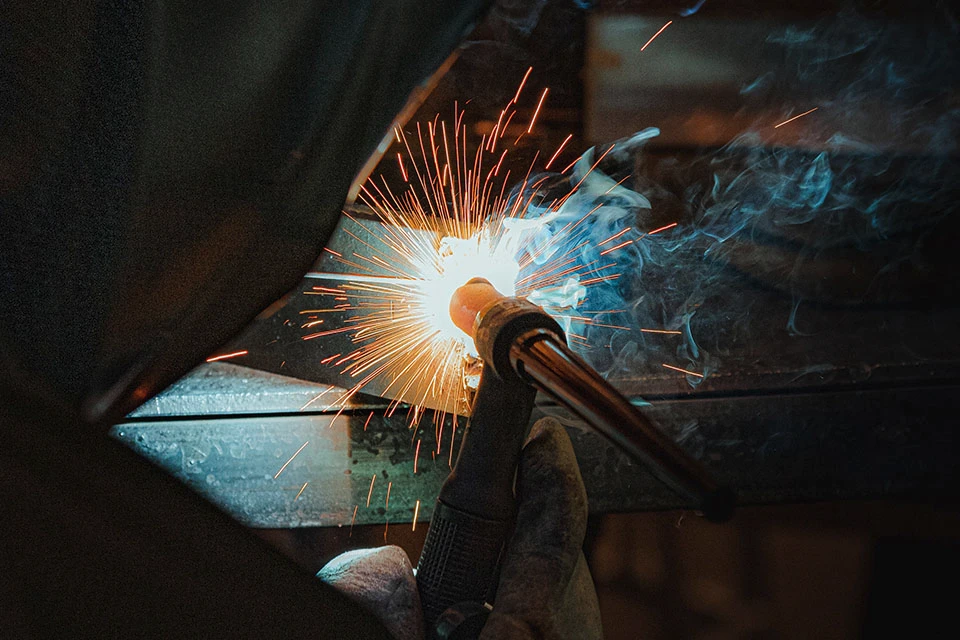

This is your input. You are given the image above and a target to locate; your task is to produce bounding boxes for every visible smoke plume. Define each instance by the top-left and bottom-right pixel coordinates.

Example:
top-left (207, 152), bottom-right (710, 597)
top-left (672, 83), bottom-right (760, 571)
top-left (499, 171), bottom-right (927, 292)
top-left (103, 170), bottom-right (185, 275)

top-left (513, 5), bottom-right (960, 397)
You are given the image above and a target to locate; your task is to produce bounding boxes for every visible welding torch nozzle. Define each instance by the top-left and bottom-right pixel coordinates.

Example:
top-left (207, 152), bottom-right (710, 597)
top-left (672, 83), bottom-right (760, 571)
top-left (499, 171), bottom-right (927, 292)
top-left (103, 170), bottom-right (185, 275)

top-left (450, 279), bottom-right (734, 522)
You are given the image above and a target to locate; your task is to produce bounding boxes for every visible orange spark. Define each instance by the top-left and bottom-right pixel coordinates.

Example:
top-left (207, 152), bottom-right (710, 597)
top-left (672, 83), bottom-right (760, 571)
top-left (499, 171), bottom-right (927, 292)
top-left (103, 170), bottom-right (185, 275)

top-left (493, 149), bottom-right (508, 176)
top-left (527, 88), bottom-right (549, 134)
top-left (774, 107), bottom-right (819, 129)
top-left (302, 326), bottom-right (354, 340)
top-left (414, 439), bottom-right (422, 474)
top-left (294, 481), bottom-right (309, 501)
top-left (560, 155), bottom-right (581, 174)
top-left (300, 386), bottom-right (335, 411)
top-left (349, 505), bottom-right (358, 537)
top-left (412, 499), bottom-right (421, 532)
top-left (499, 111), bottom-right (517, 139)
top-left (647, 222), bottom-right (678, 235)
top-left (385, 481), bottom-right (393, 509)
top-left (543, 134), bottom-right (572, 171)
top-left (641, 20), bottom-right (673, 52)
top-left (274, 441), bottom-right (309, 479)
top-left (449, 427), bottom-right (455, 468)
top-left (205, 350), bottom-right (248, 363)
top-left (641, 328), bottom-right (682, 335)
top-left (366, 474), bottom-right (376, 507)
top-left (363, 411), bottom-right (374, 431)
top-left (598, 227), bottom-right (632, 246)
top-left (662, 363), bottom-right (704, 378)
top-left (513, 66), bottom-right (532, 103)
top-left (579, 273), bottom-right (621, 286)
top-left (583, 321), bottom-right (630, 330)
top-left (599, 239), bottom-right (634, 256)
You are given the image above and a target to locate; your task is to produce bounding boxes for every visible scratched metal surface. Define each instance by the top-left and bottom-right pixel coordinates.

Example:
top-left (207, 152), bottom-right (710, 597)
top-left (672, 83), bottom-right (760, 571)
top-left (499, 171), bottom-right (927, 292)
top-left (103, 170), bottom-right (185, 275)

top-left (115, 406), bottom-right (451, 528)
top-left (113, 364), bottom-right (960, 527)
top-left (125, 363), bottom-right (354, 417)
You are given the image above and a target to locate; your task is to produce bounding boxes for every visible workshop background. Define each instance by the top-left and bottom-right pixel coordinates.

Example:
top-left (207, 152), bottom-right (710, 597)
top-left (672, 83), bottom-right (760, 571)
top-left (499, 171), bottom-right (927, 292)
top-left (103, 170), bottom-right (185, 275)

top-left (106, 0), bottom-right (960, 637)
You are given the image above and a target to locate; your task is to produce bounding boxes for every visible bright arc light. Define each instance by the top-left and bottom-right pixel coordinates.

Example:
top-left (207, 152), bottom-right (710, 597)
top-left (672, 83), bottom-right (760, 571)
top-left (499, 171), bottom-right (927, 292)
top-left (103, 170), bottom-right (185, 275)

top-left (310, 82), bottom-right (630, 424)
top-left (423, 232), bottom-right (520, 346)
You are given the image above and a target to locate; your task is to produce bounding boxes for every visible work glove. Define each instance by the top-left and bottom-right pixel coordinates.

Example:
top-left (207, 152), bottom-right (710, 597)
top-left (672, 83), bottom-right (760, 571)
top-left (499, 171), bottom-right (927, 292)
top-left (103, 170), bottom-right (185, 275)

top-left (318, 417), bottom-right (603, 639)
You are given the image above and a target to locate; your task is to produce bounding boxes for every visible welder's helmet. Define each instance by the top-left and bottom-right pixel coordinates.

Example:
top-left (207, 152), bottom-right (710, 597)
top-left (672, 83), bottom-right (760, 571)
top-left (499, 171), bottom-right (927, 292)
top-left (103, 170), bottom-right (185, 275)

top-left (1, 2), bottom-right (489, 425)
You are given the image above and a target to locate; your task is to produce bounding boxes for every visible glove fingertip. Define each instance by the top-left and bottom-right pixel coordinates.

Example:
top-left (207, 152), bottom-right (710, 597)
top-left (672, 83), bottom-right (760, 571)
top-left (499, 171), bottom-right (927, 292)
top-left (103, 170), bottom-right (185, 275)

top-left (317, 546), bottom-right (423, 640)
top-left (525, 418), bottom-right (577, 464)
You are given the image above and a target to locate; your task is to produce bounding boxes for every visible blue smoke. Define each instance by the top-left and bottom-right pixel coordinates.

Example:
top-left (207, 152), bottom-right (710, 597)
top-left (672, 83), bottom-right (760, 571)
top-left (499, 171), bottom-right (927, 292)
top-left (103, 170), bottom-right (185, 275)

top-left (679, 0), bottom-right (707, 18)
top-left (511, 5), bottom-right (960, 392)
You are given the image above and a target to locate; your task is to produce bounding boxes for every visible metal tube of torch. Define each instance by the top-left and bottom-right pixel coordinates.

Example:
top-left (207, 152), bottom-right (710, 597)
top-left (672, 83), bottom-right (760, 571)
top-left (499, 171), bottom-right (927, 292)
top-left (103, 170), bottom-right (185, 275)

top-left (451, 279), bottom-right (734, 521)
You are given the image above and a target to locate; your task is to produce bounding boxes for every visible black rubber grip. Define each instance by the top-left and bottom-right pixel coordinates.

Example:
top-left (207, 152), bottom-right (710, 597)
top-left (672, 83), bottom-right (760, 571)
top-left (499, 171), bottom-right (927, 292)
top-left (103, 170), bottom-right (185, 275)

top-left (416, 500), bottom-right (512, 631)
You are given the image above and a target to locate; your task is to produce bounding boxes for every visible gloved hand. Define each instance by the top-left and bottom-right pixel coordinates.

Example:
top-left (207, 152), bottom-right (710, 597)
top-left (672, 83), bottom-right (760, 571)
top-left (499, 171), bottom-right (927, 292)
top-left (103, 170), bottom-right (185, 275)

top-left (318, 417), bottom-right (602, 639)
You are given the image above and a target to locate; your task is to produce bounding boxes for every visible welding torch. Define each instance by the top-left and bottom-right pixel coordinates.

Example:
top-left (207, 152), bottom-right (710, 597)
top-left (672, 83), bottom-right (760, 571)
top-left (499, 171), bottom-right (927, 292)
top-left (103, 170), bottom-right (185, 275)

top-left (416, 278), bottom-right (734, 638)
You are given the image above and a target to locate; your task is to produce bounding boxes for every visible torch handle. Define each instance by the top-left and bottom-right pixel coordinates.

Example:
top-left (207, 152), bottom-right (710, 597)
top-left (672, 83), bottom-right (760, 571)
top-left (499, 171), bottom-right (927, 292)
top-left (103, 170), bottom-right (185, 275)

top-left (416, 501), bottom-right (510, 632)
top-left (416, 365), bottom-right (537, 637)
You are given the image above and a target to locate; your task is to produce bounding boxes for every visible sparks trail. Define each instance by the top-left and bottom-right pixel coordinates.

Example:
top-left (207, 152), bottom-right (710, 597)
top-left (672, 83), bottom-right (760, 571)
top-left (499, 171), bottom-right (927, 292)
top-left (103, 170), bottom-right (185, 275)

top-left (646, 222), bottom-right (678, 235)
top-left (662, 363), bottom-right (705, 378)
top-left (305, 71), bottom-right (683, 461)
top-left (300, 385), bottom-right (336, 411)
top-left (513, 67), bottom-right (532, 104)
top-left (641, 20), bottom-right (673, 52)
top-left (598, 227), bottom-right (632, 246)
top-left (526, 88), bottom-right (549, 135)
top-left (366, 474), bottom-right (376, 507)
top-left (274, 441), bottom-right (309, 479)
top-left (545, 134), bottom-right (573, 170)
top-left (599, 239), bottom-right (633, 256)
top-left (205, 350), bottom-right (248, 363)
top-left (294, 482), bottom-right (309, 501)
top-left (774, 107), bottom-right (819, 129)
